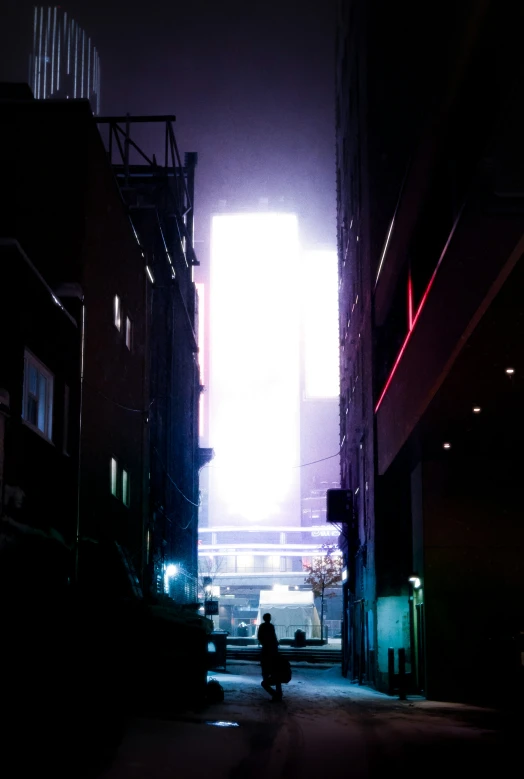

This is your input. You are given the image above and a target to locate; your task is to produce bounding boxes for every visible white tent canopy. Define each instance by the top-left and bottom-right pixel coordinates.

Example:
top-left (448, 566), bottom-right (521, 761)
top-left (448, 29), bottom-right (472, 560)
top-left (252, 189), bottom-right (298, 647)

top-left (257, 589), bottom-right (321, 639)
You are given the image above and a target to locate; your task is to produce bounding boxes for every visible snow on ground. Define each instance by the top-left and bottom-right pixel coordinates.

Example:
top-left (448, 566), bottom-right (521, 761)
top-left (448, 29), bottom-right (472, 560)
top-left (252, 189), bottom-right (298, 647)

top-left (99, 661), bottom-right (523, 779)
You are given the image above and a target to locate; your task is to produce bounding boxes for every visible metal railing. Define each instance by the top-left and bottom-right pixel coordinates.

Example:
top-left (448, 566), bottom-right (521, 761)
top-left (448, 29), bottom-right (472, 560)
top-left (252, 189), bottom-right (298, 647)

top-left (231, 620), bottom-right (342, 640)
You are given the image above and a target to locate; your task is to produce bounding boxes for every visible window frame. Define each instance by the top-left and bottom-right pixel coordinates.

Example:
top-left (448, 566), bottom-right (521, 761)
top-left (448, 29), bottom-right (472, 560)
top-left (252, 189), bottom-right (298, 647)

top-left (110, 457), bottom-right (130, 507)
top-left (22, 349), bottom-right (54, 443)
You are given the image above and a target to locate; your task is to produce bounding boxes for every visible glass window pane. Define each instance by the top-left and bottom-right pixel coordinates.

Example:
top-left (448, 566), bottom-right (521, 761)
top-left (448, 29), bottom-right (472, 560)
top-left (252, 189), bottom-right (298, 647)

top-left (29, 364), bottom-right (38, 395)
top-left (47, 385), bottom-right (53, 438)
top-left (37, 373), bottom-right (47, 432)
top-left (114, 295), bottom-right (121, 331)
top-left (122, 469), bottom-right (129, 506)
top-left (27, 396), bottom-right (37, 426)
top-left (23, 352), bottom-right (54, 441)
top-left (236, 555), bottom-right (253, 572)
top-left (111, 458), bottom-right (118, 496)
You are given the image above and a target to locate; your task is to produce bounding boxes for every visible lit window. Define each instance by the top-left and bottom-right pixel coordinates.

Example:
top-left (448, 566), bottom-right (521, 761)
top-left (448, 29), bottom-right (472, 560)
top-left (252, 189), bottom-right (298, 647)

top-left (122, 469), bottom-right (130, 507)
top-left (114, 295), bottom-right (121, 331)
top-left (125, 316), bottom-right (132, 350)
top-left (236, 555), bottom-right (254, 572)
top-left (22, 350), bottom-right (54, 442)
top-left (111, 458), bottom-right (118, 496)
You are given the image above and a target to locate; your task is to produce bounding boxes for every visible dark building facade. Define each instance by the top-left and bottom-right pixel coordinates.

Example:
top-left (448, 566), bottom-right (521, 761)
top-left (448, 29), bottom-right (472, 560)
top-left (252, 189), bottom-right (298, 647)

top-left (95, 117), bottom-right (204, 600)
top-left (0, 91), bottom-right (149, 582)
top-left (336, 0), bottom-right (524, 702)
top-left (0, 239), bottom-right (81, 543)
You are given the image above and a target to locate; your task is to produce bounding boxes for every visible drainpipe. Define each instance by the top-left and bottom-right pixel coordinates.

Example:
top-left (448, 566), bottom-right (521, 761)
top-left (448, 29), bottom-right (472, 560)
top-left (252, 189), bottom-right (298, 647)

top-left (74, 300), bottom-right (85, 585)
top-left (0, 389), bottom-right (10, 516)
top-left (54, 283), bottom-right (84, 585)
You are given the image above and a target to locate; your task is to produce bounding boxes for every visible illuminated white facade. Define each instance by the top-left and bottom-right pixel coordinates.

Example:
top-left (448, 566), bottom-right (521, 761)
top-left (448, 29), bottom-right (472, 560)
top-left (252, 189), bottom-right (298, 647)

top-left (200, 213), bottom-right (341, 632)
top-left (301, 249), bottom-right (340, 399)
top-left (196, 282), bottom-right (206, 438)
top-left (209, 213), bottom-right (301, 527)
top-left (30, 6), bottom-right (101, 114)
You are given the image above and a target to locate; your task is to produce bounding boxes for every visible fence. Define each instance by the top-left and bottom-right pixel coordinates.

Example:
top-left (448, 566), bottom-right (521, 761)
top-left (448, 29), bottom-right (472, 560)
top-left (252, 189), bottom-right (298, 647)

top-left (231, 619), bottom-right (341, 640)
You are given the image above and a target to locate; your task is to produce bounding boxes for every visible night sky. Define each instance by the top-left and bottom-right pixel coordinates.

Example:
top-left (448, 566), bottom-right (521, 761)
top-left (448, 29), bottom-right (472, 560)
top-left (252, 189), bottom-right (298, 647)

top-left (0, 0), bottom-right (337, 258)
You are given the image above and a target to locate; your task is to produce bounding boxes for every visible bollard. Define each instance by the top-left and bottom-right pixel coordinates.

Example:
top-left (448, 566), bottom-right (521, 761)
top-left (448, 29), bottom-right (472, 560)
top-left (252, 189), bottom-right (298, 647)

top-left (398, 648), bottom-right (406, 700)
top-left (388, 647), bottom-right (395, 695)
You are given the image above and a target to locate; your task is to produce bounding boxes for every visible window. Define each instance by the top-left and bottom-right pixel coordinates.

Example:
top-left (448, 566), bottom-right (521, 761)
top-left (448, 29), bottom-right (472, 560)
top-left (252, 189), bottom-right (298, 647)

top-left (22, 350), bottom-right (54, 441)
top-left (111, 458), bottom-right (118, 497)
top-left (114, 295), bottom-right (121, 331)
top-left (63, 384), bottom-right (70, 455)
top-left (236, 555), bottom-right (254, 572)
top-left (125, 316), bottom-right (132, 350)
top-left (111, 457), bottom-right (130, 507)
top-left (122, 469), bottom-right (130, 507)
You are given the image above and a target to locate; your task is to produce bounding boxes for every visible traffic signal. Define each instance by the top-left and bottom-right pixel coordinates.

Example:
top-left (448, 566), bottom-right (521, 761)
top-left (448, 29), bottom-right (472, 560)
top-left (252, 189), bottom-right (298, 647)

top-left (326, 488), bottom-right (353, 524)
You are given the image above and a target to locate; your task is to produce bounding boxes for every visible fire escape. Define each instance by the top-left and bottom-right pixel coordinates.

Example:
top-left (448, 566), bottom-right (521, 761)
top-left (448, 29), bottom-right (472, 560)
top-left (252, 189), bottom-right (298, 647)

top-left (96, 114), bottom-right (211, 600)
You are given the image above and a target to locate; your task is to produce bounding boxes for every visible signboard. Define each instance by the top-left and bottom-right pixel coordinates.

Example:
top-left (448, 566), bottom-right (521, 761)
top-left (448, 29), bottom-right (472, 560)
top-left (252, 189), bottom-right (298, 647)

top-left (326, 489), bottom-right (353, 523)
top-left (311, 526), bottom-right (340, 537)
top-left (205, 600), bottom-right (219, 616)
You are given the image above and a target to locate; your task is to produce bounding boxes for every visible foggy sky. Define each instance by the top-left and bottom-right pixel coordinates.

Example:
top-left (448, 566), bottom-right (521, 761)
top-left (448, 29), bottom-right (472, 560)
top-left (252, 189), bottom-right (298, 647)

top-left (0, 0), bottom-right (337, 257)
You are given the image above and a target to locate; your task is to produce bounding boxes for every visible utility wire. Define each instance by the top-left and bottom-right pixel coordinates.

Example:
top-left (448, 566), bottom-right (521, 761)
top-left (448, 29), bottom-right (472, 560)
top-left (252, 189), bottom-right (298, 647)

top-left (153, 446), bottom-right (200, 509)
top-left (155, 502), bottom-right (194, 531)
top-left (203, 449), bottom-right (341, 471)
top-left (84, 382), bottom-right (146, 414)
top-left (84, 384), bottom-right (199, 513)
top-left (292, 450), bottom-right (341, 468)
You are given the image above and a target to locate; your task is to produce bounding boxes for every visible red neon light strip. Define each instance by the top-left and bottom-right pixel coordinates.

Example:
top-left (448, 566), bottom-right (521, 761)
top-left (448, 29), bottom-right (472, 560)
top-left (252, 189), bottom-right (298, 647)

top-left (374, 279), bottom-right (434, 412)
top-left (374, 201), bottom-right (463, 415)
top-left (407, 270), bottom-right (413, 331)
top-left (375, 247), bottom-right (450, 413)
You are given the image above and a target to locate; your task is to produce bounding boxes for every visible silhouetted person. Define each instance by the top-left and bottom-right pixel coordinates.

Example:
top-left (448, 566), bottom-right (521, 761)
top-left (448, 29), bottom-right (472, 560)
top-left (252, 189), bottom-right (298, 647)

top-left (257, 612), bottom-right (283, 701)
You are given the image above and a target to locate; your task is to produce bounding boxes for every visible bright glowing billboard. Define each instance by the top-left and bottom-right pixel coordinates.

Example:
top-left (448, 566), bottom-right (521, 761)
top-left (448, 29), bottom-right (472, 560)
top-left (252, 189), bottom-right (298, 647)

top-left (209, 213), bottom-right (301, 526)
top-left (196, 282), bottom-right (205, 439)
top-left (302, 250), bottom-right (340, 399)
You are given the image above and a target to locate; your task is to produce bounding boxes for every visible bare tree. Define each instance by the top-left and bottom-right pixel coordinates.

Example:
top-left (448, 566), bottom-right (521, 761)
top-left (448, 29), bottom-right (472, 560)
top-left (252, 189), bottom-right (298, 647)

top-left (303, 550), bottom-right (342, 642)
top-left (198, 555), bottom-right (226, 603)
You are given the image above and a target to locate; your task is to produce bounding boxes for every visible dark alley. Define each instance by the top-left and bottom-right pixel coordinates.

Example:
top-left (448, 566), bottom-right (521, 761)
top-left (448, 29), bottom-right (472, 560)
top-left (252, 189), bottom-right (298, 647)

top-left (100, 662), bottom-right (521, 778)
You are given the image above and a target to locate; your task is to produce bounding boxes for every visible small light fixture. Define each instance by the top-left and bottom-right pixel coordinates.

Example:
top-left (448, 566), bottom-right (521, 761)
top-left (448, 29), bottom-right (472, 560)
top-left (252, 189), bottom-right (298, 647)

top-left (505, 368), bottom-right (515, 375)
top-left (409, 576), bottom-right (421, 589)
top-left (472, 406), bottom-right (481, 414)
top-left (443, 442), bottom-right (451, 449)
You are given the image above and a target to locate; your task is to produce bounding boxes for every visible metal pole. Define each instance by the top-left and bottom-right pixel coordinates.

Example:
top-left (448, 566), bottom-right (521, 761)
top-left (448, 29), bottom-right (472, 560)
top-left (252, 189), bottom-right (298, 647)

top-left (398, 647), bottom-right (407, 700)
top-left (0, 394), bottom-right (9, 516)
top-left (125, 114), bottom-right (130, 188)
top-left (388, 647), bottom-right (395, 695)
top-left (74, 301), bottom-right (85, 587)
top-left (320, 584), bottom-right (324, 643)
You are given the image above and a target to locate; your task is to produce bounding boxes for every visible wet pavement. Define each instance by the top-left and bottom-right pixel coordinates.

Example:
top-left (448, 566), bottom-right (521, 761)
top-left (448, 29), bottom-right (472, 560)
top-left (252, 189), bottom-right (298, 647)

top-left (98, 662), bottom-right (523, 778)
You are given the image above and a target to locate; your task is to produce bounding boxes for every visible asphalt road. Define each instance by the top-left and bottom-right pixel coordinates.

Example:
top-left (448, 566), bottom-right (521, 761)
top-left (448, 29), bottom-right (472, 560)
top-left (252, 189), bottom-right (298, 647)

top-left (99, 662), bottom-right (522, 779)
